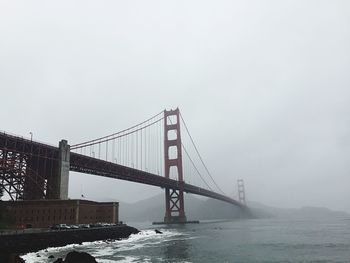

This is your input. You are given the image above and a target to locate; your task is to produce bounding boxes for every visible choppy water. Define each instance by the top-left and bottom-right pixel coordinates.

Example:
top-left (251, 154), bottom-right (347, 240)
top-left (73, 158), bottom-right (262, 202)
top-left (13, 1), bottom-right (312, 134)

top-left (22, 217), bottom-right (350, 262)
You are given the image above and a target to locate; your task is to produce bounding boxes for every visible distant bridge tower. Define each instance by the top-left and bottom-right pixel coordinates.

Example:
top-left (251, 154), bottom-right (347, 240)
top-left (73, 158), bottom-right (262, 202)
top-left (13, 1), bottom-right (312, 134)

top-left (237, 179), bottom-right (246, 205)
top-left (163, 108), bottom-right (187, 223)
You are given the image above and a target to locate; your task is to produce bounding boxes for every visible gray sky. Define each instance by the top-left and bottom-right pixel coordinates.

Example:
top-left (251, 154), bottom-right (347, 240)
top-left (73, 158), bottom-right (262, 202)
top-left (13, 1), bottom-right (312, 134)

top-left (1, 1), bottom-right (349, 212)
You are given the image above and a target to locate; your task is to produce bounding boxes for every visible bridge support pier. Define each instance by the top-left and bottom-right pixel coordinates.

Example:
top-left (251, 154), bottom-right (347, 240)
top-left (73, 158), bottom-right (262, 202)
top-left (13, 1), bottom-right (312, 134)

top-left (57, 140), bottom-right (70, 199)
top-left (47, 140), bottom-right (70, 199)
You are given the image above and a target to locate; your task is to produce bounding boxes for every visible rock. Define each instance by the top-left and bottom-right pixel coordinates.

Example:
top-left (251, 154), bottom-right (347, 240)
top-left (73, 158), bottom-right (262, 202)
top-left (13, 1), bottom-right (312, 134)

top-left (14, 255), bottom-right (25, 263)
top-left (0, 254), bottom-right (26, 263)
top-left (155, 229), bottom-right (163, 234)
top-left (53, 258), bottom-right (64, 263)
top-left (48, 255), bottom-right (55, 258)
top-left (64, 251), bottom-right (97, 263)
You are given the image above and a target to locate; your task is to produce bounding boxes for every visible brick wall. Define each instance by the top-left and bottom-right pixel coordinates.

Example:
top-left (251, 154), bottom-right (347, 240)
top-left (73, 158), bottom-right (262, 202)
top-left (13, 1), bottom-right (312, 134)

top-left (2, 199), bottom-right (118, 228)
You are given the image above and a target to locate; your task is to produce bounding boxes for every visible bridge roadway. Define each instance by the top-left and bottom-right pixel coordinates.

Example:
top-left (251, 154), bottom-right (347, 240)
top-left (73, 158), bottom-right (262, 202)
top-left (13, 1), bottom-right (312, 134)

top-left (0, 132), bottom-right (245, 209)
top-left (70, 152), bottom-right (245, 208)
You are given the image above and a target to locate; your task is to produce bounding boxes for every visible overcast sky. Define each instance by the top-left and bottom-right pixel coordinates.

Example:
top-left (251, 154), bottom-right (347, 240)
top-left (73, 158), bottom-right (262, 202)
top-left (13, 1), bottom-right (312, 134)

top-left (1, 1), bottom-right (349, 212)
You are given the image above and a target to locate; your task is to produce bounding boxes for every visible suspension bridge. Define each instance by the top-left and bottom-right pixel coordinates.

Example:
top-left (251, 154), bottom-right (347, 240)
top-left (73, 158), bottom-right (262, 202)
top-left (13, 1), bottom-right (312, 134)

top-left (0, 108), bottom-right (248, 223)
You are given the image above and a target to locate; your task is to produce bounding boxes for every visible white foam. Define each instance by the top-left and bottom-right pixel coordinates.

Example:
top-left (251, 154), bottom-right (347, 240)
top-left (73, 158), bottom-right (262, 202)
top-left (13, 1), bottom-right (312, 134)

top-left (21, 229), bottom-right (184, 262)
top-left (98, 255), bottom-right (151, 263)
top-left (119, 229), bottom-right (182, 243)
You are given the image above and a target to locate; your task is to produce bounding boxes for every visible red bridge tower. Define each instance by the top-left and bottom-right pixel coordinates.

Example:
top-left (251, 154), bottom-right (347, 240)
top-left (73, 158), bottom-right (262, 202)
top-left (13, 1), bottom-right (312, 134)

top-left (163, 108), bottom-right (187, 223)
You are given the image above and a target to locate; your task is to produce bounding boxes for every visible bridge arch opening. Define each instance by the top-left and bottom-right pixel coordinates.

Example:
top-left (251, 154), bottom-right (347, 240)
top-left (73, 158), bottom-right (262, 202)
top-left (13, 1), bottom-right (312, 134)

top-left (166, 115), bottom-right (177, 125)
top-left (167, 130), bottom-right (177, 141)
top-left (168, 146), bottom-right (178, 160)
top-left (169, 166), bottom-right (179, 180)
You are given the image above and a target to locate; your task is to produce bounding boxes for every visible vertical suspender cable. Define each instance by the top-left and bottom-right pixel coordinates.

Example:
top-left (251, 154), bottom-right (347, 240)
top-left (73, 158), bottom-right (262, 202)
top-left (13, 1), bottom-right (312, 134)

top-left (106, 139), bottom-right (108, 161)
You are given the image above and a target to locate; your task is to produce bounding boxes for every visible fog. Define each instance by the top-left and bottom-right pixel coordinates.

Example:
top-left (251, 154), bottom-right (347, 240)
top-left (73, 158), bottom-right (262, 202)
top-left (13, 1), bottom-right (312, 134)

top-left (1, 1), bottom-right (349, 212)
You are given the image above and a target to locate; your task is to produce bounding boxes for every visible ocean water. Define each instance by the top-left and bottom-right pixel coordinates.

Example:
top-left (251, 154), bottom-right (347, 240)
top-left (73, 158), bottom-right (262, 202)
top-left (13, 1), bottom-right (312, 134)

top-left (22, 217), bottom-right (350, 262)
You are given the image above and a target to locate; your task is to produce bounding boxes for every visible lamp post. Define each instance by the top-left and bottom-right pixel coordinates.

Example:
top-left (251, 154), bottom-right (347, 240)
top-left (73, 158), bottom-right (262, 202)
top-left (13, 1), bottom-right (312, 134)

top-left (29, 132), bottom-right (33, 141)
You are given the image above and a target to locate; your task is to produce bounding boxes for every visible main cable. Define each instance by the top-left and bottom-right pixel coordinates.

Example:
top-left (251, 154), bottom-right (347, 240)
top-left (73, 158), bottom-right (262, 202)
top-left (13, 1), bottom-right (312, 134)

top-left (182, 144), bottom-right (213, 191)
top-left (71, 111), bottom-right (164, 148)
top-left (179, 112), bottom-right (226, 195)
top-left (167, 117), bottom-right (213, 191)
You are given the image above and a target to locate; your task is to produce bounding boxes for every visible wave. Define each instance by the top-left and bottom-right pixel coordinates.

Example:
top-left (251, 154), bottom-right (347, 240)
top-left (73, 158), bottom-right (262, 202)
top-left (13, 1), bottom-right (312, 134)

top-left (21, 228), bottom-right (186, 263)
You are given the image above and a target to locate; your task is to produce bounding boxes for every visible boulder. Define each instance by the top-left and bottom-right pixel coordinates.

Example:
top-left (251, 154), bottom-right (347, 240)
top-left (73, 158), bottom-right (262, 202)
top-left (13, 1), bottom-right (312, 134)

top-left (155, 229), bottom-right (163, 234)
top-left (64, 251), bottom-right (97, 263)
top-left (0, 254), bottom-right (25, 263)
top-left (14, 255), bottom-right (25, 263)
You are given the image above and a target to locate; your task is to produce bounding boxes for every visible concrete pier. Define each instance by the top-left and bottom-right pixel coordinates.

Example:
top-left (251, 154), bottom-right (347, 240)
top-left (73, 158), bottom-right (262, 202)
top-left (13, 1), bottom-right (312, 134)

top-left (57, 140), bottom-right (70, 199)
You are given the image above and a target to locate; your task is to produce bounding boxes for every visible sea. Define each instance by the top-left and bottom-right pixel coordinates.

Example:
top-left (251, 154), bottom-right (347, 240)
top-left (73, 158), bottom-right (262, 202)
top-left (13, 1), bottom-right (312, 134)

top-left (22, 217), bottom-right (350, 263)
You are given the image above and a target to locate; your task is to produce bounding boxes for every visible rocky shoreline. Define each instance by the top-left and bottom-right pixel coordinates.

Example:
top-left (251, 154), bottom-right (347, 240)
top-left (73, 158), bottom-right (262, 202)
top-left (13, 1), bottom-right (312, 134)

top-left (53, 251), bottom-right (98, 263)
top-left (0, 225), bottom-right (139, 262)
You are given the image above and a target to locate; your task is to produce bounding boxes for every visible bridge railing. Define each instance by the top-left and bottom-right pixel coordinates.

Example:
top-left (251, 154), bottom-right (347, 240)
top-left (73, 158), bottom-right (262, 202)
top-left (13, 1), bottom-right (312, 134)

top-left (0, 130), bottom-right (58, 148)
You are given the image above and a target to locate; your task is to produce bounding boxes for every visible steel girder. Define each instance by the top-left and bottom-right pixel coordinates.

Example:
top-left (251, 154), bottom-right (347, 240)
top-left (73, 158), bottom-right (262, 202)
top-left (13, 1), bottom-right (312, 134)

top-left (0, 132), bottom-right (58, 200)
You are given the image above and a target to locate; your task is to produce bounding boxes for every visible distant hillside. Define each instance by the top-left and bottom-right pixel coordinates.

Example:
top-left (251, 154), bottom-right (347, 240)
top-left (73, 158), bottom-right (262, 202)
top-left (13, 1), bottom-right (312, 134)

top-left (116, 194), bottom-right (349, 223)
top-left (119, 194), bottom-right (245, 222)
top-left (248, 201), bottom-right (349, 219)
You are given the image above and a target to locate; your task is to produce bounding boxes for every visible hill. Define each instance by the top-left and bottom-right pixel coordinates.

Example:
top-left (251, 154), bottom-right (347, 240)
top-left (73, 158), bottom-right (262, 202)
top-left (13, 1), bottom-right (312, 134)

top-left (99, 194), bottom-right (349, 223)
top-left (119, 194), bottom-right (244, 222)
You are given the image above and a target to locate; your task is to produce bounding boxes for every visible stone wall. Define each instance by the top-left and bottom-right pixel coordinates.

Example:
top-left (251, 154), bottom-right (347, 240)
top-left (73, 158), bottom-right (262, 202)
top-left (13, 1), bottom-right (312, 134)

top-left (0, 225), bottom-right (139, 255)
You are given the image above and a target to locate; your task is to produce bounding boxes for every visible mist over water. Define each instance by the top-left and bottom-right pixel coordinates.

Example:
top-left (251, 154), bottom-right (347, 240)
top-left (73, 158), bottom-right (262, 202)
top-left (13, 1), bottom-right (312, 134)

top-left (22, 216), bottom-right (350, 263)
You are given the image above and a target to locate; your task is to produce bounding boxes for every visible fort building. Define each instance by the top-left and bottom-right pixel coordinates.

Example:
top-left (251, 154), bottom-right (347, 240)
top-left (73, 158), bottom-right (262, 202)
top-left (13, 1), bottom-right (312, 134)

top-left (1, 199), bottom-right (119, 228)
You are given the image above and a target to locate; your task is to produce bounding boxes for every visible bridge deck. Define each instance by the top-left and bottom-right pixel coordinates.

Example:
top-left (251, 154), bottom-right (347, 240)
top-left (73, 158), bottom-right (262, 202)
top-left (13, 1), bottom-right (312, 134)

top-left (1, 132), bottom-right (246, 209)
top-left (70, 152), bottom-right (245, 208)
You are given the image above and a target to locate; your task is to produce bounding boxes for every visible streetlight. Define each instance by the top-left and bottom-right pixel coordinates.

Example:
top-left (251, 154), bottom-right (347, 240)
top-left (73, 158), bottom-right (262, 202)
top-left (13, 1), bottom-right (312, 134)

top-left (29, 132), bottom-right (33, 141)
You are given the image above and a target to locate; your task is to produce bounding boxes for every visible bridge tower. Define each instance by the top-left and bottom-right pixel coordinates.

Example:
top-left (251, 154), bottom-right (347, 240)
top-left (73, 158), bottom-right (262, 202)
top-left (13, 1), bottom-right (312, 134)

top-left (237, 179), bottom-right (246, 205)
top-left (163, 108), bottom-right (187, 223)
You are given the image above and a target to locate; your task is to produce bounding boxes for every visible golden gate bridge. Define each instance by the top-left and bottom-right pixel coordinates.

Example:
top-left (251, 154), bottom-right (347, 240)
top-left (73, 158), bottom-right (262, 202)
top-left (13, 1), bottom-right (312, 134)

top-left (0, 108), bottom-right (248, 223)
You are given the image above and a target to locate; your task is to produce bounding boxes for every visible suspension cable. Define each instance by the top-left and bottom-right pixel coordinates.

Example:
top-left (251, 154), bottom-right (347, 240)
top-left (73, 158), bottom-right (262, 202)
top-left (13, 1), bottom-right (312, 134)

top-left (71, 117), bottom-right (163, 150)
top-left (71, 111), bottom-right (163, 148)
top-left (167, 117), bottom-right (213, 191)
top-left (179, 112), bottom-right (226, 195)
top-left (182, 144), bottom-right (213, 191)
